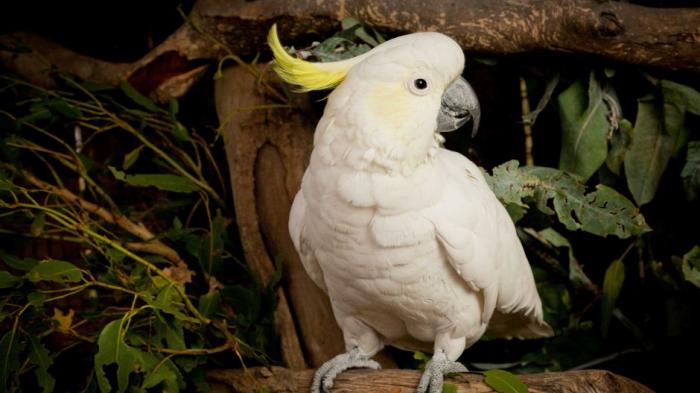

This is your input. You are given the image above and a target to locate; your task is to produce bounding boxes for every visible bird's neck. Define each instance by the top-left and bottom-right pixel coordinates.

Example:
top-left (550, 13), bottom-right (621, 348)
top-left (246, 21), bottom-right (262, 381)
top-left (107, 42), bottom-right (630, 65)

top-left (314, 117), bottom-right (443, 175)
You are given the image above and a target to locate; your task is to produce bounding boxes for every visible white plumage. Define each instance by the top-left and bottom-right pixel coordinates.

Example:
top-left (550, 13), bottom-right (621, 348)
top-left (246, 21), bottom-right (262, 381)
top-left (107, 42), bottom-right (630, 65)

top-left (275, 27), bottom-right (552, 393)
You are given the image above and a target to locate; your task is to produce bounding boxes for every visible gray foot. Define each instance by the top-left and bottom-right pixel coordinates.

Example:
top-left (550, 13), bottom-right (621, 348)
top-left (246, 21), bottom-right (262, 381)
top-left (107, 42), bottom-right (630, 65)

top-left (311, 347), bottom-right (381, 393)
top-left (416, 351), bottom-right (468, 393)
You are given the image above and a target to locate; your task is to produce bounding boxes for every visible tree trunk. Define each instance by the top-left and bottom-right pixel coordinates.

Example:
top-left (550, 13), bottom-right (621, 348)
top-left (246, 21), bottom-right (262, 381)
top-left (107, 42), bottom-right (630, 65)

top-left (207, 367), bottom-right (655, 393)
top-left (215, 65), bottom-right (345, 368)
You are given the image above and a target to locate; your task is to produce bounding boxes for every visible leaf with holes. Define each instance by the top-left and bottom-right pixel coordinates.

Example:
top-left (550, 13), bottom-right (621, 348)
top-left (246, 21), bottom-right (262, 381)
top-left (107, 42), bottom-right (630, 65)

top-left (484, 369), bottom-right (529, 393)
top-left (94, 319), bottom-right (145, 393)
top-left (485, 161), bottom-right (650, 238)
top-left (28, 335), bottom-right (55, 393)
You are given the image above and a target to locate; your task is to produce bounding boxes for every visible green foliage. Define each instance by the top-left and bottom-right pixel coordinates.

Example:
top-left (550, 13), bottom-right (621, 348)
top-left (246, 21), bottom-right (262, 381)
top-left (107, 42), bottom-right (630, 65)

top-left (681, 141), bottom-right (700, 200)
top-left (26, 260), bottom-right (83, 283)
top-left (624, 95), bottom-right (675, 206)
top-left (310, 17), bottom-right (385, 62)
top-left (0, 72), bottom-right (274, 393)
top-left (28, 335), bottom-right (55, 393)
top-left (601, 258), bottom-right (626, 337)
top-left (109, 166), bottom-right (200, 193)
top-left (681, 246), bottom-right (700, 288)
top-left (486, 161), bottom-right (649, 238)
top-left (441, 383), bottom-right (458, 393)
top-left (483, 369), bottom-right (529, 393)
top-left (558, 71), bottom-right (612, 182)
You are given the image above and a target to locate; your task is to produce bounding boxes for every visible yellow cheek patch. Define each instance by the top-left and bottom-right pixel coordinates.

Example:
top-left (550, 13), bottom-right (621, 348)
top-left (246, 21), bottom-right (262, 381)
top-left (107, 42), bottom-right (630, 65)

top-left (367, 84), bottom-right (411, 130)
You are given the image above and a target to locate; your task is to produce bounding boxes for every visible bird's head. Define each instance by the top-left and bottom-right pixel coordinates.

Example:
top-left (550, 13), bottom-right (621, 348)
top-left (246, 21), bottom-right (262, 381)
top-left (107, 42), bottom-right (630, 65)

top-left (268, 25), bottom-right (479, 162)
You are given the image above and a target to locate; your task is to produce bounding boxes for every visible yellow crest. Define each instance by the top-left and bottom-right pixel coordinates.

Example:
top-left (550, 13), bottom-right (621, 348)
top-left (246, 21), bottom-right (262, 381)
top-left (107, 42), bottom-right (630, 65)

top-left (268, 24), bottom-right (358, 92)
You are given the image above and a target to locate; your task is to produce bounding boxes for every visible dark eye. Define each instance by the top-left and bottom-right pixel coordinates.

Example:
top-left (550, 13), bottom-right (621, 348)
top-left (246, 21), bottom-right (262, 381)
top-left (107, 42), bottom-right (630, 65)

top-left (414, 78), bottom-right (428, 90)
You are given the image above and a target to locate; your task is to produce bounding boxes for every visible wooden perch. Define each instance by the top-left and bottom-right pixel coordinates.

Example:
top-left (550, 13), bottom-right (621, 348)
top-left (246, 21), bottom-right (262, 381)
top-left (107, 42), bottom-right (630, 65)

top-left (2, 0), bottom-right (699, 100)
top-left (207, 367), bottom-right (655, 393)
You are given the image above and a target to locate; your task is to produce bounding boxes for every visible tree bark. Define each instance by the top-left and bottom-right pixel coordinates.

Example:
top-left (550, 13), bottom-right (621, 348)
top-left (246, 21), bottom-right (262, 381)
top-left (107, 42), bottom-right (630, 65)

top-left (207, 367), bottom-right (655, 393)
top-left (215, 65), bottom-right (346, 368)
top-left (2, 0), bottom-right (698, 100)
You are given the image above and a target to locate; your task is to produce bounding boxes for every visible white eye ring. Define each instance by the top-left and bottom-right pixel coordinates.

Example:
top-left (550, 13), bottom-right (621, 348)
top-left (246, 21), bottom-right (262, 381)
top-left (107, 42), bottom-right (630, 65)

top-left (407, 76), bottom-right (432, 96)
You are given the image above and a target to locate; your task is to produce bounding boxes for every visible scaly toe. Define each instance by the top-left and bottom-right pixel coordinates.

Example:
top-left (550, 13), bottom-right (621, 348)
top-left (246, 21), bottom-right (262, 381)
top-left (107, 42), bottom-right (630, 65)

top-left (415, 352), bottom-right (468, 393)
top-left (311, 348), bottom-right (381, 393)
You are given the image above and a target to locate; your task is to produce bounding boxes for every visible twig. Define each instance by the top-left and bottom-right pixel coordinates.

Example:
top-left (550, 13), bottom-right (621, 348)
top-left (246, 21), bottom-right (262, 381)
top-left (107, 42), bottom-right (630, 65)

top-left (20, 169), bottom-right (187, 267)
top-left (519, 77), bottom-right (534, 166)
top-left (569, 348), bottom-right (642, 370)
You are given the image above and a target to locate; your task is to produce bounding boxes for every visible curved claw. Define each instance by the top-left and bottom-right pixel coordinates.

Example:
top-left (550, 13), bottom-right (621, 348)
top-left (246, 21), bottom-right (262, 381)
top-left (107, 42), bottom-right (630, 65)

top-left (416, 351), bottom-right (468, 393)
top-left (311, 347), bottom-right (381, 393)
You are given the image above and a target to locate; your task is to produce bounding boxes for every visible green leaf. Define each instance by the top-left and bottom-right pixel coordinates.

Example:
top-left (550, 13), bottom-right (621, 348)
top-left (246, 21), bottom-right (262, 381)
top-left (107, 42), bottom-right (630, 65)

top-left (141, 352), bottom-right (181, 391)
top-left (341, 17), bottom-right (361, 30)
top-left (30, 211), bottom-right (46, 236)
top-left (119, 81), bottom-right (160, 112)
top-left (198, 210), bottom-right (226, 277)
top-left (535, 228), bottom-right (592, 289)
top-left (172, 121), bottom-right (191, 142)
top-left (0, 251), bottom-right (38, 271)
top-left (442, 383), bottom-right (458, 393)
top-left (483, 369), bottom-right (529, 393)
top-left (606, 118), bottom-right (633, 175)
top-left (624, 96), bottom-right (674, 206)
top-left (95, 319), bottom-right (144, 393)
top-left (485, 161), bottom-right (650, 238)
top-left (168, 98), bottom-right (179, 118)
top-left (48, 98), bottom-right (82, 119)
top-left (109, 166), bottom-right (198, 193)
top-left (146, 284), bottom-right (200, 324)
top-left (26, 260), bottom-right (83, 283)
top-left (681, 246), bottom-right (700, 289)
top-left (123, 145), bottom-right (145, 170)
top-left (222, 285), bottom-right (260, 326)
top-left (15, 109), bottom-right (51, 129)
top-left (198, 290), bottom-right (221, 318)
top-left (154, 312), bottom-right (186, 350)
top-left (660, 85), bottom-right (690, 157)
top-left (661, 79), bottom-right (700, 116)
top-left (28, 335), bottom-right (55, 393)
top-left (0, 271), bottom-right (21, 289)
top-left (558, 71), bottom-right (612, 181)
top-left (28, 292), bottom-right (45, 307)
top-left (601, 258), bottom-right (626, 337)
top-left (0, 330), bottom-right (21, 391)
top-left (413, 351), bottom-right (430, 369)
top-left (681, 141), bottom-right (700, 201)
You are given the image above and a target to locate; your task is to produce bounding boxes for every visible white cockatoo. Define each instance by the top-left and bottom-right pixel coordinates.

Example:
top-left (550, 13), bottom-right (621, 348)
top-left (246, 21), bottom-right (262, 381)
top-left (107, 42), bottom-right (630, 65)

top-left (268, 25), bottom-right (553, 393)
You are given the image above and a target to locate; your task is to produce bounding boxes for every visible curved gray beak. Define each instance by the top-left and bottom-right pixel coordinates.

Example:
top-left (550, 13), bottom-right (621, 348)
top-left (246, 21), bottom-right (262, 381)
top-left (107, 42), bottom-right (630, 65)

top-left (436, 76), bottom-right (480, 136)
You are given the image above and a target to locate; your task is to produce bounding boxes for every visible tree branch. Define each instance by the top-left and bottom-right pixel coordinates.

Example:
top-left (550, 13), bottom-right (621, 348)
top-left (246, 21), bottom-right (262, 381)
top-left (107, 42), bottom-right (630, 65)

top-left (1, 0), bottom-right (698, 100)
top-left (207, 367), bottom-right (654, 393)
top-left (22, 170), bottom-right (193, 283)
